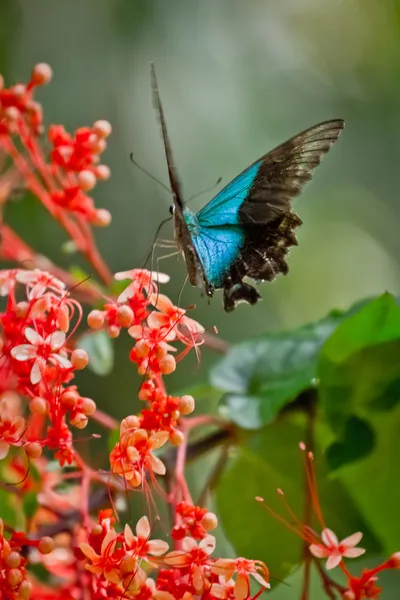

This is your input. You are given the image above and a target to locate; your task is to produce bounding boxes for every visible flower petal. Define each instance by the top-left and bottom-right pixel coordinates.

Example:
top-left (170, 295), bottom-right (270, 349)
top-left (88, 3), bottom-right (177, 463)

top-left (234, 573), bottom-right (249, 600)
top-left (0, 441), bottom-right (10, 460)
top-left (199, 535), bottom-right (216, 555)
top-left (118, 283), bottom-right (134, 304)
top-left (124, 524), bottom-right (136, 547)
top-left (251, 571), bottom-right (270, 589)
top-left (79, 543), bottom-right (99, 561)
top-left (147, 539), bottom-right (169, 556)
top-left (46, 330), bottom-right (66, 350)
top-left (11, 344), bottom-right (37, 361)
top-left (325, 553), bottom-right (342, 570)
top-left (50, 354), bottom-right (73, 369)
top-left (101, 530), bottom-right (117, 555)
top-left (24, 327), bottom-right (43, 346)
top-left (309, 544), bottom-right (330, 559)
top-left (182, 537), bottom-right (198, 552)
top-left (164, 550), bottom-right (188, 566)
top-left (149, 431), bottom-right (169, 450)
top-left (343, 547), bottom-right (366, 559)
top-left (136, 516), bottom-right (150, 539)
top-left (31, 358), bottom-right (45, 385)
top-left (321, 528), bottom-right (339, 548)
top-left (341, 531), bottom-right (363, 549)
top-left (149, 454), bottom-right (166, 476)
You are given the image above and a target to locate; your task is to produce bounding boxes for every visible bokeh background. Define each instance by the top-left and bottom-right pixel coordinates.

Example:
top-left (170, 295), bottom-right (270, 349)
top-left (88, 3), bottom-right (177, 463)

top-left (1, 1), bottom-right (400, 597)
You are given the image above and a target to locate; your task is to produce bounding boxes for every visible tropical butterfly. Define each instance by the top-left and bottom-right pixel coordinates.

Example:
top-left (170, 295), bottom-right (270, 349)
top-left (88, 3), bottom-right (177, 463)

top-left (151, 64), bottom-right (344, 311)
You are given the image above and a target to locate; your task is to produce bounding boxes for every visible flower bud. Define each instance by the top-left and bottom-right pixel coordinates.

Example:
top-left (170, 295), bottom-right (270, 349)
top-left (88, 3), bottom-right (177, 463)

top-left (60, 389), bottom-right (78, 408)
top-left (92, 208), bottom-right (112, 227)
top-left (31, 63), bottom-right (53, 86)
top-left (25, 442), bottom-right (43, 459)
top-left (87, 310), bottom-right (104, 329)
top-left (7, 568), bottom-right (23, 587)
top-left (91, 524), bottom-right (103, 536)
top-left (71, 349), bottom-right (89, 370)
top-left (70, 413), bottom-right (88, 429)
top-left (38, 536), bottom-right (55, 554)
top-left (178, 395), bottom-right (195, 415)
top-left (201, 512), bottom-right (218, 531)
top-left (29, 396), bottom-right (48, 415)
top-left (169, 429), bottom-right (184, 446)
top-left (107, 325), bottom-right (120, 338)
top-left (117, 305), bottom-right (134, 327)
top-left (18, 580), bottom-right (33, 599)
top-left (159, 354), bottom-right (176, 375)
top-left (93, 120), bottom-right (112, 138)
top-left (81, 397), bottom-right (96, 416)
top-left (95, 164), bottom-right (111, 180)
top-left (5, 552), bottom-right (21, 569)
top-left (78, 169), bottom-right (97, 191)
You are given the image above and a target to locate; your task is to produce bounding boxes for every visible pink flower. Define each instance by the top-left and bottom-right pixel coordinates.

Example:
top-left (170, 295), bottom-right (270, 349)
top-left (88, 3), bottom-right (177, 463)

top-left (212, 557), bottom-right (270, 600)
top-left (16, 269), bottom-right (66, 298)
top-left (0, 398), bottom-right (25, 459)
top-left (309, 528), bottom-right (366, 570)
top-left (0, 269), bottom-right (17, 296)
top-left (124, 516), bottom-right (169, 557)
top-left (115, 269), bottom-right (169, 304)
top-left (11, 327), bottom-right (72, 384)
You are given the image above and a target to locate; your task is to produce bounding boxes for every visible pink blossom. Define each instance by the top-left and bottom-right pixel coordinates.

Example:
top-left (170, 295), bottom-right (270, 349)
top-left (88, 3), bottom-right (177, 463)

top-left (115, 269), bottom-right (169, 304)
top-left (309, 528), bottom-right (366, 570)
top-left (11, 327), bottom-right (72, 384)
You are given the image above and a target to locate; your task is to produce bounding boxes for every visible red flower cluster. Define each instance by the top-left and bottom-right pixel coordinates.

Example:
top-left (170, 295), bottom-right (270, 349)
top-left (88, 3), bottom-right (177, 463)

top-left (0, 63), bottom-right (112, 284)
top-left (0, 268), bottom-right (92, 464)
top-left (72, 506), bottom-right (269, 600)
top-left (88, 269), bottom-right (203, 487)
top-left (0, 518), bottom-right (54, 599)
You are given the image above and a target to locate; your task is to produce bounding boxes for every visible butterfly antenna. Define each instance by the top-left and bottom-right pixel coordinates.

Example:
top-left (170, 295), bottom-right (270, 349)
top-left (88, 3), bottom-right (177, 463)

top-left (129, 153), bottom-right (172, 194)
top-left (150, 62), bottom-right (184, 205)
top-left (187, 176), bottom-right (222, 204)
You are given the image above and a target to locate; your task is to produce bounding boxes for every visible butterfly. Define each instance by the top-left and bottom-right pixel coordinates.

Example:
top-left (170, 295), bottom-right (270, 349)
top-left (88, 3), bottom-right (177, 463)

top-left (151, 64), bottom-right (344, 311)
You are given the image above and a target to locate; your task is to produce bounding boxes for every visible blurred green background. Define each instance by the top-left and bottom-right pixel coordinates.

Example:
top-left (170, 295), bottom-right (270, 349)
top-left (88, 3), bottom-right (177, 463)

top-left (1, 1), bottom-right (400, 597)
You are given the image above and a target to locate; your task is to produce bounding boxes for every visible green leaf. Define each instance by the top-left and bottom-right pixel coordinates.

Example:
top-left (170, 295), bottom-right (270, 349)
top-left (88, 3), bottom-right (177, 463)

top-left (108, 428), bottom-right (120, 453)
top-left (325, 416), bottom-right (375, 470)
top-left (337, 405), bottom-right (400, 554)
top-left (0, 486), bottom-right (18, 529)
top-left (22, 491), bottom-right (39, 522)
top-left (216, 415), bottom-right (380, 583)
top-left (318, 293), bottom-right (400, 431)
top-left (211, 299), bottom-right (369, 429)
top-left (78, 330), bottom-right (114, 376)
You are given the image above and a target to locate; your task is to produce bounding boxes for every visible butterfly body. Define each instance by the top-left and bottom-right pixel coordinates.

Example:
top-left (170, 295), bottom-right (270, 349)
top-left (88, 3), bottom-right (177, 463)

top-left (151, 65), bottom-right (344, 311)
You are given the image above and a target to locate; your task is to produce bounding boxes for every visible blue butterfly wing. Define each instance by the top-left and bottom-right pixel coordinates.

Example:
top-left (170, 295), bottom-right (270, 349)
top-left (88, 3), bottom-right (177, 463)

top-left (189, 225), bottom-right (245, 289)
top-left (189, 119), bottom-right (344, 310)
top-left (196, 161), bottom-right (262, 226)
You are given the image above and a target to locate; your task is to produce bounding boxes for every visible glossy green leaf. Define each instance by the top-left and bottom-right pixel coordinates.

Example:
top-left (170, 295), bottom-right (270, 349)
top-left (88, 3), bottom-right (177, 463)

top-left (337, 405), bottom-right (400, 554)
top-left (318, 293), bottom-right (400, 431)
top-left (326, 416), bottom-right (375, 470)
top-left (212, 300), bottom-right (369, 429)
top-left (78, 330), bottom-right (114, 376)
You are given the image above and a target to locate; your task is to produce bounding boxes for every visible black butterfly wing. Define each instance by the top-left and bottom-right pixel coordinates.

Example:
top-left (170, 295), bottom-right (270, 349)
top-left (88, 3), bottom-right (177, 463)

top-left (238, 119), bottom-right (345, 224)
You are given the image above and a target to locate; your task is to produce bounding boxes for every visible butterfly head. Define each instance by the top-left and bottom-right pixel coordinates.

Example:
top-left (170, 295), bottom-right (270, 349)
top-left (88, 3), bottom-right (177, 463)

top-left (169, 204), bottom-right (175, 216)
